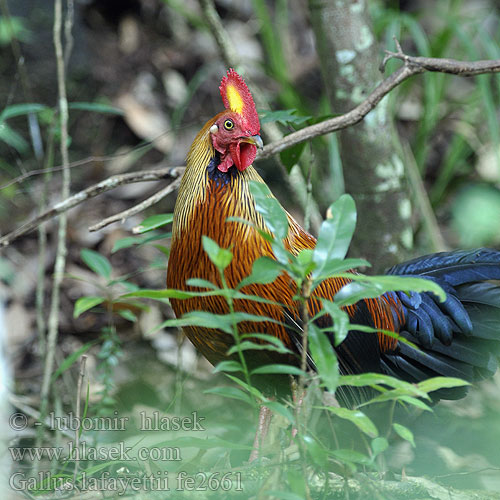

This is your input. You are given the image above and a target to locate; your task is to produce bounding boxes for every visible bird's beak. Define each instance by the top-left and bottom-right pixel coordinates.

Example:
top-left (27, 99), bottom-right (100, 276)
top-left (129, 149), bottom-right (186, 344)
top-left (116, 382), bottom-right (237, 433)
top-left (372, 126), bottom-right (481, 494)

top-left (242, 134), bottom-right (264, 150)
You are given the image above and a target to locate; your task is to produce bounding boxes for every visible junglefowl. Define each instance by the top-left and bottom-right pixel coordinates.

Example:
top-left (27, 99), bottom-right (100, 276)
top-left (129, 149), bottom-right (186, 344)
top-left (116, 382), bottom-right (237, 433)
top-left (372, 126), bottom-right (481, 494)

top-left (167, 69), bottom-right (500, 406)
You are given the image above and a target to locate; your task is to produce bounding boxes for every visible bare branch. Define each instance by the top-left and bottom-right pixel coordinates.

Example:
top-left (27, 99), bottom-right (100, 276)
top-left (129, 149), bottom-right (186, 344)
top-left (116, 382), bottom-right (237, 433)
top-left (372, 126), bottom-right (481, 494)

top-left (88, 177), bottom-right (181, 232)
top-left (198, 0), bottom-right (239, 69)
top-left (38, 0), bottom-right (73, 455)
top-left (73, 355), bottom-right (87, 482)
top-left (381, 37), bottom-right (500, 76)
top-left (0, 165), bottom-right (184, 247)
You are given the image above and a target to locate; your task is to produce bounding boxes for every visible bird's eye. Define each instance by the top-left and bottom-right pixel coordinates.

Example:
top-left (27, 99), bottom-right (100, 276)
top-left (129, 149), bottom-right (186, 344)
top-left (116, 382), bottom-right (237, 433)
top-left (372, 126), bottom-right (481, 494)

top-left (223, 119), bottom-right (234, 130)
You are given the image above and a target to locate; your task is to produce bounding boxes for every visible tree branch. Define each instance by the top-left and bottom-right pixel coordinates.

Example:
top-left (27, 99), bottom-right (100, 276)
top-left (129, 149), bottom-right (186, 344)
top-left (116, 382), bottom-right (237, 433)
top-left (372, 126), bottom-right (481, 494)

top-left (37, 0), bottom-right (73, 461)
top-left (381, 37), bottom-right (500, 76)
top-left (88, 177), bottom-right (181, 232)
top-left (0, 165), bottom-right (183, 247)
top-left (2, 44), bottom-right (500, 247)
top-left (261, 44), bottom-right (500, 159)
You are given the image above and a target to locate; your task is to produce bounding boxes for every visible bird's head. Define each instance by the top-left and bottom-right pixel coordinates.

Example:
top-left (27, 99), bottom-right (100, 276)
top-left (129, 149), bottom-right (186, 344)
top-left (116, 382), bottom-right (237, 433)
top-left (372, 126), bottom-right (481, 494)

top-left (210, 69), bottom-right (263, 173)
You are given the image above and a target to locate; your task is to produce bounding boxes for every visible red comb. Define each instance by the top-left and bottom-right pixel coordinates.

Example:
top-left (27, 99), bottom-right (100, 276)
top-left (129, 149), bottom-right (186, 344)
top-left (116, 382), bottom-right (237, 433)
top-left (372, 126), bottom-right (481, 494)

top-left (219, 69), bottom-right (260, 134)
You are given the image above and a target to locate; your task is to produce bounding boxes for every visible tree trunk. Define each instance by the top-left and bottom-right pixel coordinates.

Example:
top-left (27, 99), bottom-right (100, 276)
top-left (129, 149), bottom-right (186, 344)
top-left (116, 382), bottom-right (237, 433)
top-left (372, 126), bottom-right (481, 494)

top-left (308, 0), bottom-right (412, 272)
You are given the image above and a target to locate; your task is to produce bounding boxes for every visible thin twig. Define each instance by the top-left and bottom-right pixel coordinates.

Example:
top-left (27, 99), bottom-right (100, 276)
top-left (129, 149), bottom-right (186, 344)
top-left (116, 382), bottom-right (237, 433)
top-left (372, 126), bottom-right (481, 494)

top-left (35, 124), bottom-right (56, 357)
top-left (64, 0), bottom-right (74, 67)
top-left (73, 355), bottom-right (87, 482)
top-left (88, 177), bottom-right (182, 231)
top-left (198, 0), bottom-right (239, 69)
top-left (0, 165), bottom-right (184, 246)
top-left (39, 0), bottom-right (72, 439)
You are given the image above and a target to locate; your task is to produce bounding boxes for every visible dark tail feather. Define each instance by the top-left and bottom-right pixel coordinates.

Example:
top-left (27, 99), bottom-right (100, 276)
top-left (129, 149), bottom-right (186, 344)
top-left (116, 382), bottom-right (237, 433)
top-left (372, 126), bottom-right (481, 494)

top-left (387, 248), bottom-right (500, 285)
top-left (382, 249), bottom-right (500, 400)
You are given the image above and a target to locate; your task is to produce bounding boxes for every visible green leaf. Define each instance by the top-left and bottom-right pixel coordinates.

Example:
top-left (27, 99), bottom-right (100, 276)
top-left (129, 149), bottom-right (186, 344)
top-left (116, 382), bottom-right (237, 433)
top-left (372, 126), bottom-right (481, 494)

top-left (240, 333), bottom-right (293, 354)
top-left (272, 240), bottom-right (292, 267)
top-left (249, 181), bottom-right (289, 240)
top-left (398, 396), bottom-right (433, 412)
top-left (51, 340), bottom-right (98, 383)
top-left (186, 278), bottom-right (218, 290)
top-left (162, 311), bottom-right (234, 335)
top-left (250, 364), bottom-right (305, 376)
top-left (226, 340), bottom-right (291, 355)
top-left (202, 236), bottom-right (233, 270)
top-left (68, 101), bottom-right (124, 115)
top-left (340, 373), bottom-right (428, 398)
top-left (324, 406), bottom-right (378, 438)
top-left (80, 249), bottom-right (112, 279)
top-left (134, 213), bottom-right (174, 233)
top-left (259, 109), bottom-right (311, 126)
top-left (232, 291), bottom-right (282, 305)
top-left (320, 299), bottom-right (350, 346)
top-left (308, 322), bottom-right (339, 392)
top-left (361, 388), bottom-right (430, 407)
top-left (330, 448), bottom-right (371, 465)
top-left (0, 16), bottom-right (31, 45)
top-left (312, 194), bottom-right (357, 280)
top-left (0, 122), bottom-right (29, 152)
top-left (153, 244), bottom-right (170, 258)
top-left (302, 435), bottom-right (328, 467)
top-left (117, 309), bottom-right (138, 322)
top-left (280, 141), bottom-right (306, 170)
top-left (312, 258), bottom-right (370, 284)
top-left (73, 296), bottom-right (106, 318)
top-left (334, 274), bottom-right (446, 306)
top-left (118, 282), bottom-right (141, 292)
top-left (264, 401), bottom-right (295, 424)
top-left (162, 310), bottom-right (275, 336)
top-left (371, 437), bottom-right (389, 457)
top-left (393, 423), bottom-right (415, 447)
top-left (204, 386), bottom-right (253, 405)
top-left (225, 374), bottom-right (265, 400)
top-left (213, 360), bottom-right (243, 373)
top-left (0, 103), bottom-right (48, 121)
top-left (112, 236), bottom-right (145, 252)
top-left (238, 256), bottom-right (284, 289)
top-left (0, 257), bottom-right (14, 284)
top-left (417, 376), bottom-right (470, 394)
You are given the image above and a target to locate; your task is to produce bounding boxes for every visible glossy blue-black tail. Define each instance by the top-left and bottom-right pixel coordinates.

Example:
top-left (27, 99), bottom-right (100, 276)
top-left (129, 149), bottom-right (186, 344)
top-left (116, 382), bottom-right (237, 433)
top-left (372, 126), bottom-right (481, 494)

top-left (382, 248), bottom-right (500, 400)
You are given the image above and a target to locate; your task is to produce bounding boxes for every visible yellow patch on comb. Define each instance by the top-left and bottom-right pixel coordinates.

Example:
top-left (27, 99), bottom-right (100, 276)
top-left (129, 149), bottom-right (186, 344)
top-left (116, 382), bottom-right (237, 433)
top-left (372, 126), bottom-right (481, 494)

top-left (226, 84), bottom-right (244, 114)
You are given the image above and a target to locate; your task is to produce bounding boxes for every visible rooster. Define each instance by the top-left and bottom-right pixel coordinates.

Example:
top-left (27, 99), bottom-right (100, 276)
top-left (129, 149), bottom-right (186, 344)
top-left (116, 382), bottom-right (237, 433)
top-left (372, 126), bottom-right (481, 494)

top-left (167, 69), bottom-right (500, 408)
